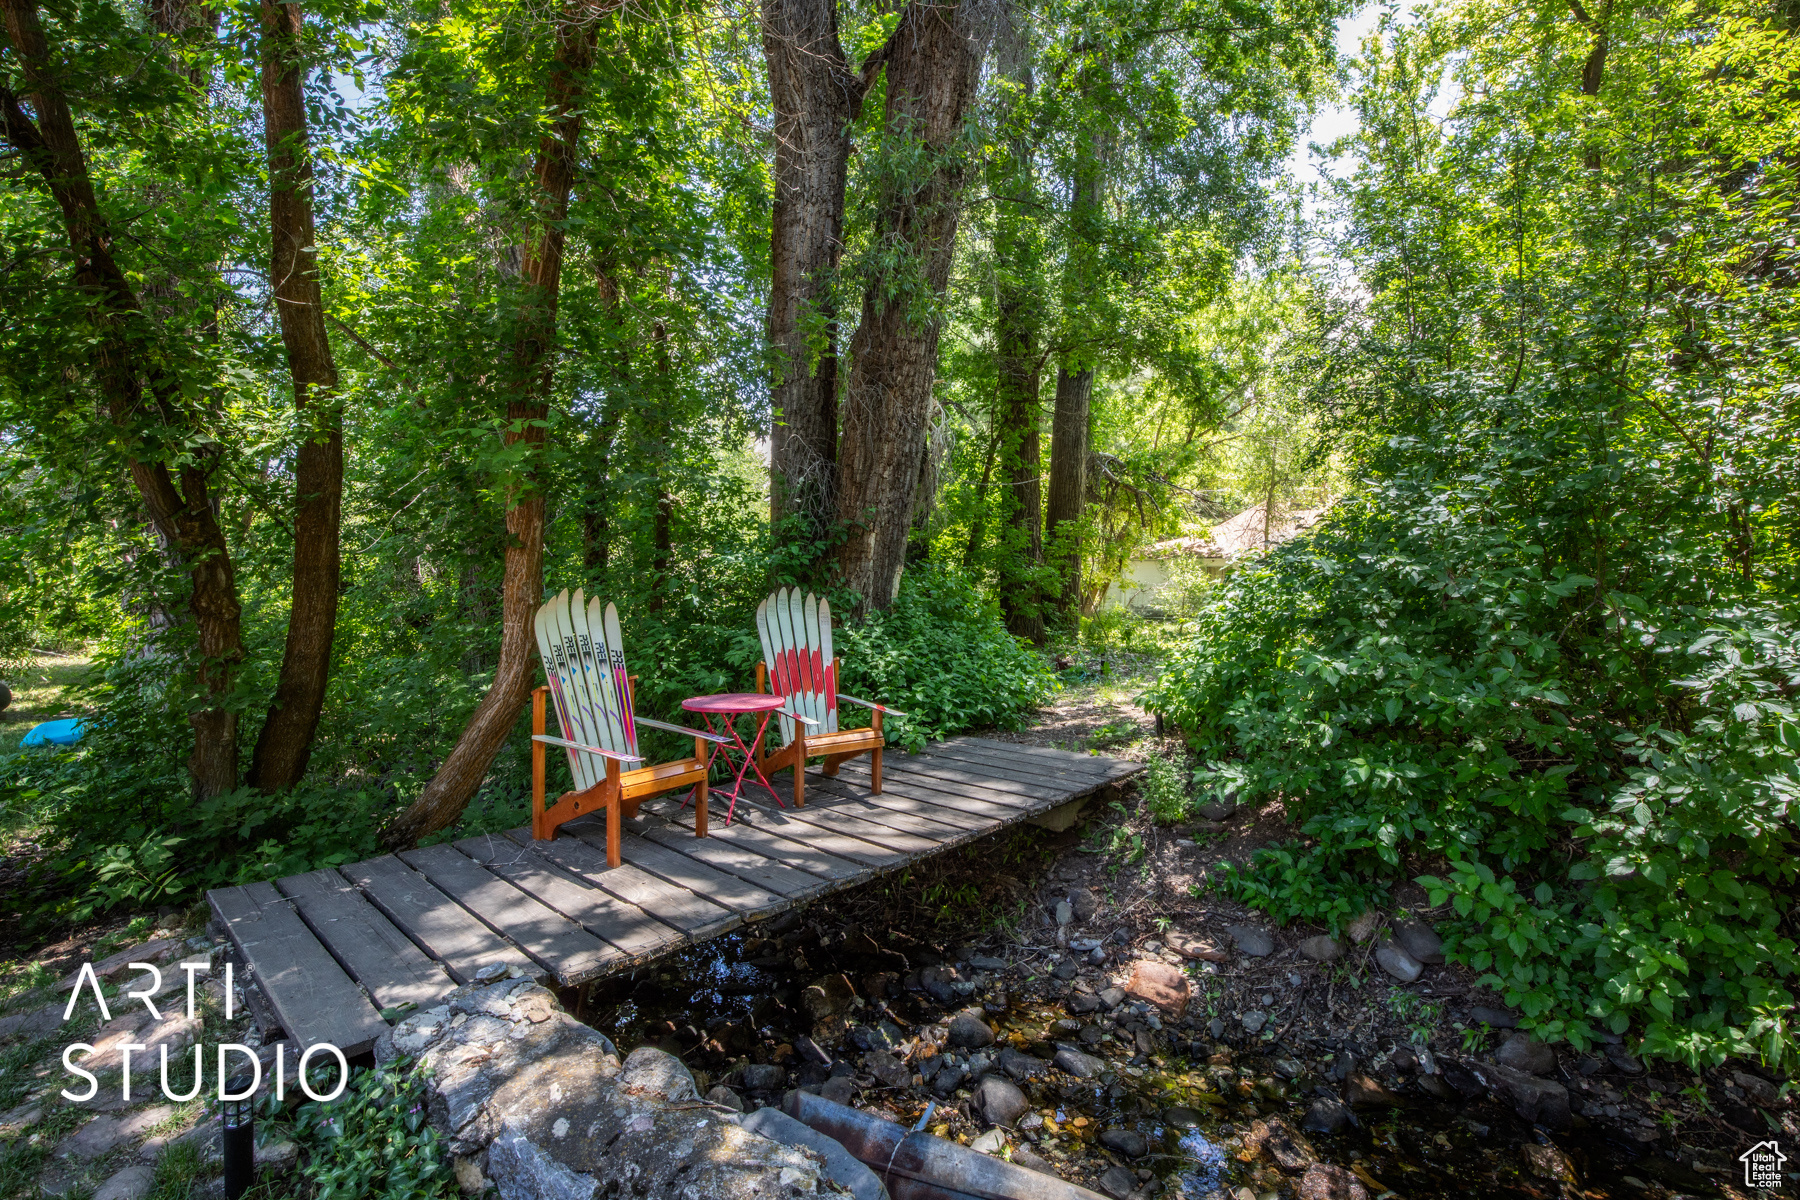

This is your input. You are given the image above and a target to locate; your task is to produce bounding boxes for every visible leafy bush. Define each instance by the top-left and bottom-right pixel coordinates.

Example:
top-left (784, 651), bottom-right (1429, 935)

top-left (1144, 399), bottom-right (1800, 1070)
top-left (1138, 753), bottom-right (1190, 824)
top-left (292, 1058), bottom-right (456, 1200)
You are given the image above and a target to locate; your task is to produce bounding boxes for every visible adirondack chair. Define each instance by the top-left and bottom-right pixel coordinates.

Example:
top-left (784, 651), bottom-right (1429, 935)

top-left (531, 589), bottom-right (727, 866)
top-left (753, 588), bottom-right (905, 807)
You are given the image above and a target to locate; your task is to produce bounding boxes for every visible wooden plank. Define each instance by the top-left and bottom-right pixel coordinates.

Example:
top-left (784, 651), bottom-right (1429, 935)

top-left (564, 819), bottom-right (788, 918)
top-left (209, 883), bottom-right (389, 1055)
top-left (342, 856), bottom-right (543, 985)
top-left (767, 777), bottom-right (968, 844)
top-left (276, 869), bottom-right (456, 1012)
top-left (505, 828), bottom-right (740, 938)
top-left (451, 835), bottom-right (682, 965)
top-left (929, 739), bottom-right (1122, 782)
top-left (802, 774), bottom-right (994, 831)
top-left (863, 753), bottom-right (1070, 801)
top-left (815, 768), bottom-right (1022, 821)
top-left (719, 797), bottom-right (920, 865)
top-left (644, 797), bottom-right (879, 880)
top-left (835, 758), bottom-right (1046, 809)
top-left (958, 736), bottom-right (1142, 777)
top-left (399, 843), bottom-right (616, 986)
top-left (635, 822), bottom-right (836, 900)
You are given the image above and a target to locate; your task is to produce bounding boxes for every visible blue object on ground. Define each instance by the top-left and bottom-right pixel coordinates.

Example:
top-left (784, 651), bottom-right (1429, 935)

top-left (19, 718), bottom-right (84, 747)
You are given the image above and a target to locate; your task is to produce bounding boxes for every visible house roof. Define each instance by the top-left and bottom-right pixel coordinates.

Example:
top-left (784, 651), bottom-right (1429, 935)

top-left (1209, 504), bottom-right (1327, 557)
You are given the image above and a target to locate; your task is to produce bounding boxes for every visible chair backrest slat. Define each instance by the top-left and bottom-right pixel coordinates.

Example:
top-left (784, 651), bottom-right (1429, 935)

top-left (535, 590), bottom-right (637, 772)
top-left (535, 590), bottom-right (596, 791)
top-left (756, 588), bottom-right (841, 744)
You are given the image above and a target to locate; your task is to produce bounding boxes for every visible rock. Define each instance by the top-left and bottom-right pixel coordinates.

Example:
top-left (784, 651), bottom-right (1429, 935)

top-left (255, 1139), bottom-right (298, 1172)
top-left (1733, 1070), bottom-right (1780, 1106)
top-left (59, 939), bottom-right (181, 990)
top-left (1419, 1074), bottom-right (1458, 1100)
top-left (1300, 1097), bottom-right (1352, 1134)
top-left (969, 1127), bottom-right (1007, 1155)
top-left (1012, 1145), bottom-right (1060, 1177)
top-left (1197, 801), bottom-right (1235, 821)
top-left (1466, 1060), bottom-right (1572, 1128)
top-left (1604, 1044), bottom-right (1645, 1076)
top-left (1124, 960), bottom-right (1190, 1016)
top-left (1163, 1106), bottom-right (1204, 1130)
top-left (1344, 1073), bottom-right (1401, 1108)
top-left (1055, 900), bottom-right (1074, 926)
top-left (740, 1063), bottom-right (786, 1092)
top-left (948, 1011), bottom-right (995, 1049)
top-left (1345, 910), bottom-right (1382, 944)
top-left (1099, 1128), bottom-right (1148, 1158)
top-left (1438, 1058), bottom-right (1487, 1100)
top-left (800, 973), bottom-right (856, 1022)
top-left (377, 979), bottom-right (833, 1198)
top-left (705, 1086), bottom-right (745, 1112)
top-left (1067, 992), bottom-right (1100, 1015)
top-left (1224, 924), bottom-right (1274, 957)
top-left (1051, 958), bottom-right (1079, 981)
top-left (1252, 1118), bottom-right (1317, 1173)
top-left (1297, 936), bottom-right (1342, 963)
top-left (0, 1001), bottom-right (63, 1041)
top-left (822, 1075), bottom-right (858, 1105)
top-left (928, 1063), bottom-right (966, 1098)
top-left (1209, 1018), bottom-right (1224, 1039)
top-left (1522, 1143), bottom-right (1578, 1184)
top-left (1393, 919), bottom-right (1444, 964)
top-left (62, 1106), bottom-right (175, 1160)
top-left (919, 965), bottom-right (961, 1003)
top-left (970, 954), bottom-right (1007, 970)
top-left (974, 1075), bottom-right (1030, 1127)
top-left (997, 1047), bottom-right (1049, 1081)
top-left (742, 1106), bottom-right (887, 1200)
top-left (1167, 935), bottom-right (1229, 963)
top-left (1099, 1164), bottom-right (1138, 1199)
top-left (864, 1051), bottom-right (910, 1088)
top-left (1054, 1048), bottom-right (1106, 1079)
top-left (795, 1035), bottom-right (832, 1067)
top-left (849, 1021), bottom-right (903, 1052)
top-left (1373, 943), bottom-right (1423, 983)
top-left (1241, 1012), bottom-right (1266, 1034)
top-left (1298, 1163), bottom-right (1370, 1200)
top-left (1069, 888), bottom-right (1099, 921)
top-left (1468, 1005), bottom-right (1518, 1029)
top-left (1494, 1033), bottom-right (1557, 1076)
top-left (1098, 987), bottom-right (1126, 1010)
top-left (91, 1165), bottom-right (156, 1200)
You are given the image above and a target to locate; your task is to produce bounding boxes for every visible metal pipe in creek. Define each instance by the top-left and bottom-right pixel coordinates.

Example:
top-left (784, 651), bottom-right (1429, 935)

top-left (783, 1091), bottom-right (1110, 1200)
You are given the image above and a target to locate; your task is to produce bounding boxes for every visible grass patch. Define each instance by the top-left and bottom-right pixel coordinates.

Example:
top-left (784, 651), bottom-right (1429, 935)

top-left (0, 652), bottom-right (91, 758)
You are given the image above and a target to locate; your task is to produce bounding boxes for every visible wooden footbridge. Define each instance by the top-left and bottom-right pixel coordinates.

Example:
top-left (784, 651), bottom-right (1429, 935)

top-left (207, 737), bottom-right (1142, 1056)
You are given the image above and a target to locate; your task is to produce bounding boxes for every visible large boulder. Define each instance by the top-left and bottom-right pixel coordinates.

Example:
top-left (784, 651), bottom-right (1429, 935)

top-left (377, 980), bottom-right (838, 1199)
top-left (1465, 1059), bottom-right (1572, 1129)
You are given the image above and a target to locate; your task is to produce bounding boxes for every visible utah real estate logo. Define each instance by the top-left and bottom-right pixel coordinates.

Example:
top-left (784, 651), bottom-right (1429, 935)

top-left (1741, 1140), bottom-right (1786, 1191)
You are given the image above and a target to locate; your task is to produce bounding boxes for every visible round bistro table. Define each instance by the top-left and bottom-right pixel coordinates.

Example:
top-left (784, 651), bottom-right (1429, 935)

top-left (680, 692), bottom-right (786, 825)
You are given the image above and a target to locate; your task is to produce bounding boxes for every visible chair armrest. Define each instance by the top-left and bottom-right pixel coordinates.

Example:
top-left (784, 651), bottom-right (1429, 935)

top-left (634, 716), bottom-right (730, 745)
top-left (838, 694), bottom-right (908, 717)
top-left (778, 707), bottom-right (821, 727)
top-left (531, 734), bottom-right (644, 764)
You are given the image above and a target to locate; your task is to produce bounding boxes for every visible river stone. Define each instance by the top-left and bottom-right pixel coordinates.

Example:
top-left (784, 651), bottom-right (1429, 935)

top-left (864, 1051), bottom-right (910, 1088)
top-left (1468, 1005), bottom-right (1518, 1029)
top-left (1374, 943), bottom-right (1423, 983)
top-left (1495, 1033), bottom-right (1556, 1076)
top-left (1344, 1073), bottom-right (1401, 1107)
top-left (920, 965), bottom-right (960, 1003)
top-left (1168, 935), bottom-right (1229, 962)
top-left (1067, 991), bottom-right (1100, 1015)
top-left (1241, 1011), bottom-right (1267, 1034)
top-left (1099, 1164), bottom-right (1138, 1199)
top-left (1163, 1106), bottom-right (1204, 1130)
top-left (821, 1075), bottom-right (857, 1105)
top-left (1522, 1143), bottom-right (1578, 1184)
top-left (1098, 987), bottom-right (1126, 1010)
top-left (1393, 919), bottom-right (1445, 964)
top-left (1209, 1018), bottom-right (1225, 1039)
top-left (376, 979), bottom-right (831, 1198)
top-left (1054, 1048), bottom-right (1106, 1079)
top-left (1301, 1096), bottom-right (1352, 1134)
top-left (1251, 1117), bottom-right (1317, 1173)
top-left (800, 974), bottom-right (856, 1022)
top-left (998, 1047), bottom-right (1050, 1081)
top-left (1054, 900), bottom-right (1074, 926)
top-left (1733, 1070), bottom-right (1780, 1105)
top-left (974, 1075), bottom-right (1030, 1127)
top-left (1466, 1060), bottom-right (1572, 1129)
top-left (929, 1063), bottom-right (967, 1098)
top-left (1099, 1128), bottom-right (1148, 1158)
top-left (705, 1086), bottom-right (745, 1113)
top-left (740, 1063), bottom-right (786, 1092)
top-left (795, 1035), bottom-right (832, 1067)
top-left (1012, 1145), bottom-right (1060, 1177)
top-left (1124, 959), bottom-right (1190, 1016)
top-left (1604, 1044), bottom-right (1645, 1076)
top-left (1345, 910), bottom-right (1382, 944)
top-left (742, 1106), bottom-right (887, 1200)
top-left (1298, 1163), bottom-right (1370, 1200)
top-left (948, 1011), bottom-right (995, 1049)
top-left (1225, 924), bottom-right (1274, 957)
top-left (1298, 935), bottom-right (1341, 963)
top-left (1052, 958), bottom-right (1079, 981)
top-left (1069, 887), bottom-right (1099, 921)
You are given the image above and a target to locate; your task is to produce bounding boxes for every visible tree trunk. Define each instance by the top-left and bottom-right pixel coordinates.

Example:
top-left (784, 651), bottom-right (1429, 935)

top-left (248, 0), bottom-right (344, 792)
top-left (763, 0), bottom-right (858, 540)
top-left (1044, 365), bottom-right (1091, 621)
top-left (581, 261), bottom-right (626, 582)
top-left (647, 314), bottom-right (674, 612)
top-left (3, 0), bottom-right (244, 797)
top-left (382, 10), bottom-right (597, 848)
top-left (835, 0), bottom-right (994, 612)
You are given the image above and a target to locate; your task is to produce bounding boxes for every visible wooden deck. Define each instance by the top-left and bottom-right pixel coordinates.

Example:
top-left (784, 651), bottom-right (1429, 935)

top-left (207, 737), bottom-right (1141, 1055)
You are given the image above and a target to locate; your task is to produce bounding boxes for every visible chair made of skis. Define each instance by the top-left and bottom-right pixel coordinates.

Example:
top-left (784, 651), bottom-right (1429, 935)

top-left (532, 589), bottom-right (727, 866)
top-left (752, 588), bottom-right (906, 807)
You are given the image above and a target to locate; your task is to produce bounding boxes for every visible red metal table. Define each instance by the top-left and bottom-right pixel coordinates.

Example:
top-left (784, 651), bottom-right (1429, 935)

top-left (681, 693), bottom-right (787, 826)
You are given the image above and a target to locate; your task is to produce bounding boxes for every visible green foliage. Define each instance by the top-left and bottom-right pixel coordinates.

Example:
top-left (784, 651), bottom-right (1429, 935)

top-left (1139, 752), bottom-right (1190, 824)
top-left (292, 1059), bottom-right (457, 1200)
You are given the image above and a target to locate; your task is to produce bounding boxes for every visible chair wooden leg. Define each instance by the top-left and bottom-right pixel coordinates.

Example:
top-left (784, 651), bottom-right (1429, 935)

top-left (821, 760), bottom-right (839, 776)
top-left (696, 775), bottom-right (708, 838)
top-left (531, 687), bottom-right (547, 839)
top-left (872, 745), bottom-right (883, 793)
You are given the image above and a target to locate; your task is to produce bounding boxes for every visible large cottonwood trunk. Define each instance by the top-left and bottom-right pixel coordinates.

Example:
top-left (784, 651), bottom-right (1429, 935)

top-left (1044, 365), bottom-right (1091, 621)
top-left (3, 0), bottom-right (244, 797)
top-left (383, 11), bottom-right (597, 848)
top-left (763, 0), bottom-right (858, 538)
top-left (835, 0), bottom-right (994, 612)
top-left (248, 0), bottom-right (344, 791)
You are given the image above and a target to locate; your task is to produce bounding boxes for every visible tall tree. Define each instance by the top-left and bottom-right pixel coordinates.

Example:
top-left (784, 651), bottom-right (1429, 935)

top-left (835, 0), bottom-right (997, 611)
top-left (248, 0), bottom-right (346, 791)
top-left (383, 6), bottom-right (599, 847)
top-left (1043, 137), bottom-right (1101, 625)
